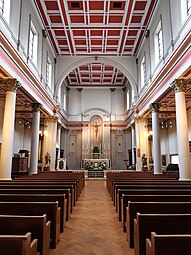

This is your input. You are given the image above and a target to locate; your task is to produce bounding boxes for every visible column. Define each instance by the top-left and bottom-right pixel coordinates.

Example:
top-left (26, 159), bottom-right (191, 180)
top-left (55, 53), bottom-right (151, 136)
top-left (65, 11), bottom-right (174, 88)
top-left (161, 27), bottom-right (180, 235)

top-left (57, 124), bottom-right (61, 159)
top-left (171, 78), bottom-right (191, 179)
top-left (150, 103), bottom-right (162, 174)
top-left (0, 78), bottom-right (20, 179)
top-left (44, 116), bottom-right (57, 171)
top-left (29, 103), bottom-right (41, 175)
top-left (131, 124), bottom-right (135, 166)
top-left (135, 117), bottom-right (149, 171)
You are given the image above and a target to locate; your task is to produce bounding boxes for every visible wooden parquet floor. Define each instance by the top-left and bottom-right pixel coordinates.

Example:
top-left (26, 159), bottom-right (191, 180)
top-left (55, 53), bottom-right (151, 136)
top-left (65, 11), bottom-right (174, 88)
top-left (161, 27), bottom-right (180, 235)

top-left (50, 180), bottom-right (134, 255)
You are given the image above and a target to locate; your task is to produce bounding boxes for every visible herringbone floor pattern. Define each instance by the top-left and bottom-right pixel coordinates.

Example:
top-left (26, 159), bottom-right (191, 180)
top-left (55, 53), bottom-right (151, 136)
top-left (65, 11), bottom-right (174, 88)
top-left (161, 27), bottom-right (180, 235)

top-left (50, 180), bottom-right (134, 255)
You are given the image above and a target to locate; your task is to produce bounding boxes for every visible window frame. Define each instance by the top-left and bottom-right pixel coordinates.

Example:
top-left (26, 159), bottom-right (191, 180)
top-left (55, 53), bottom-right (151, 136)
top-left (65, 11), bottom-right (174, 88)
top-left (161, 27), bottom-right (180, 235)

top-left (46, 56), bottom-right (52, 88)
top-left (0, 0), bottom-right (10, 23)
top-left (28, 21), bottom-right (38, 65)
top-left (154, 20), bottom-right (164, 66)
top-left (140, 55), bottom-right (146, 89)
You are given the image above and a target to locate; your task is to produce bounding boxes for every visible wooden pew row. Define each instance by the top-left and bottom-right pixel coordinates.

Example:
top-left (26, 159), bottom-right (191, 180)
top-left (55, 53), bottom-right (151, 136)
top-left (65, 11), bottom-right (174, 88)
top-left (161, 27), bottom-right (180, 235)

top-left (114, 182), bottom-right (191, 207)
top-left (109, 178), bottom-right (179, 199)
top-left (0, 194), bottom-right (66, 233)
top-left (11, 179), bottom-right (81, 201)
top-left (0, 188), bottom-right (71, 221)
top-left (106, 172), bottom-right (178, 194)
top-left (146, 232), bottom-right (191, 255)
top-left (119, 189), bottom-right (191, 232)
top-left (21, 171), bottom-right (85, 194)
top-left (134, 213), bottom-right (191, 255)
top-left (0, 183), bottom-right (75, 209)
top-left (127, 201), bottom-right (191, 248)
top-left (0, 232), bottom-right (38, 255)
top-left (0, 214), bottom-right (50, 255)
top-left (0, 201), bottom-right (60, 249)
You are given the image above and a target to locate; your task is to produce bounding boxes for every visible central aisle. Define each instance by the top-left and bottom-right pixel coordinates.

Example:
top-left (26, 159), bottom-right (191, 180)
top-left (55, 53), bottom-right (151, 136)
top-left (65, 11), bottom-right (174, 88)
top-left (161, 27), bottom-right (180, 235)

top-left (50, 180), bottom-right (134, 255)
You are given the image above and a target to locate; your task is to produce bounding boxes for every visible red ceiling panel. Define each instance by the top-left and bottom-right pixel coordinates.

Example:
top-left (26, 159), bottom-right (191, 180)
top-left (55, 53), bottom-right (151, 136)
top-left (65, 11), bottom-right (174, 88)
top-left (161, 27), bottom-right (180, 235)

top-left (68, 1), bottom-right (83, 10)
top-left (110, 1), bottom-right (125, 10)
top-left (49, 15), bottom-right (62, 23)
top-left (109, 16), bottom-right (123, 23)
top-left (73, 30), bottom-right (86, 36)
top-left (91, 40), bottom-right (102, 45)
top-left (131, 15), bottom-right (143, 23)
top-left (74, 39), bottom-right (86, 45)
top-left (89, 1), bottom-right (104, 10)
top-left (108, 30), bottom-right (121, 36)
top-left (107, 39), bottom-right (119, 45)
top-left (90, 30), bottom-right (103, 36)
top-left (134, 1), bottom-right (147, 10)
top-left (128, 30), bottom-right (138, 36)
top-left (54, 30), bottom-right (65, 36)
top-left (70, 16), bottom-right (84, 23)
top-left (44, 1), bottom-right (59, 10)
top-left (90, 16), bottom-right (104, 23)
top-left (57, 39), bottom-right (67, 45)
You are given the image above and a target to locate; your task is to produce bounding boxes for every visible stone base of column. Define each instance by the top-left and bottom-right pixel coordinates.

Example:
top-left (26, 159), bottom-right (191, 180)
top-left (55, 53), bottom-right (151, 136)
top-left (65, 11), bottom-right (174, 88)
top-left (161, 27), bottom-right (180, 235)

top-left (0, 177), bottom-right (12, 180)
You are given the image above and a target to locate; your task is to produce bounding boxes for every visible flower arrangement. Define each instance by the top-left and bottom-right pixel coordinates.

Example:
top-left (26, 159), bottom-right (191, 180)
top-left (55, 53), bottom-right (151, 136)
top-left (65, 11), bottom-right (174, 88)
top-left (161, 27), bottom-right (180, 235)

top-left (84, 161), bottom-right (107, 170)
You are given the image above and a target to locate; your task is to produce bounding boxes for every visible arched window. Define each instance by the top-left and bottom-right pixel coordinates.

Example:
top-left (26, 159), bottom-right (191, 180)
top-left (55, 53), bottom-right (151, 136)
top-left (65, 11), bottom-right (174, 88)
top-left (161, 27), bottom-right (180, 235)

top-left (0, 0), bottom-right (10, 23)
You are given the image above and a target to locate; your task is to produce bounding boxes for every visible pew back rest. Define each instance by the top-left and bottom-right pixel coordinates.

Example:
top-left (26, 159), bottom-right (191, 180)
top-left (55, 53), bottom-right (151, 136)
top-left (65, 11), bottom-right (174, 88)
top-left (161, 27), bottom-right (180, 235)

top-left (0, 232), bottom-right (37, 255)
top-left (134, 213), bottom-right (191, 255)
top-left (0, 214), bottom-right (50, 255)
top-left (128, 201), bottom-right (191, 248)
top-left (146, 232), bottom-right (191, 255)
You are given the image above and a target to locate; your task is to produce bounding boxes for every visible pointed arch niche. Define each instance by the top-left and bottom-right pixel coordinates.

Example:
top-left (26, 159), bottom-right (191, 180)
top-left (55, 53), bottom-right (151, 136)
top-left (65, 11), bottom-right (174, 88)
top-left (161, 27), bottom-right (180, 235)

top-left (90, 115), bottom-right (103, 156)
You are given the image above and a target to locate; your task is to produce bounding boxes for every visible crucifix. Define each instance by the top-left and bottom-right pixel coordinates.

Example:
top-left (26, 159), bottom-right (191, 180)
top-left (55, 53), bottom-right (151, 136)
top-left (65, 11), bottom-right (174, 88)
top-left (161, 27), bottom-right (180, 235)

top-left (92, 122), bottom-right (101, 138)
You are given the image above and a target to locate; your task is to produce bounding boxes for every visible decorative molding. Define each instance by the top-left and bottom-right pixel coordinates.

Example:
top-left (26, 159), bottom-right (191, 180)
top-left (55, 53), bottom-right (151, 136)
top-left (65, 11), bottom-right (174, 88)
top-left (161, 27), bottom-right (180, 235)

top-left (0, 77), bottom-right (21, 92)
top-left (68, 129), bottom-right (82, 134)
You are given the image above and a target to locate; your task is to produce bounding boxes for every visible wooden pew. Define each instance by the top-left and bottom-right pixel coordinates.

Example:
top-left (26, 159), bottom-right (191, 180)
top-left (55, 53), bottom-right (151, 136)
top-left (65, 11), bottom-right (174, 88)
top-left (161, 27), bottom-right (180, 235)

top-left (117, 188), bottom-right (191, 226)
top-left (0, 214), bottom-right (50, 255)
top-left (121, 194), bottom-right (191, 232)
top-left (0, 188), bottom-right (71, 221)
top-left (146, 232), bottom-right (191, 255)
top-left (0, 201), bottom-right (60, 249)
top-left (0, 232), bottom-right (38, 255)
top-left (9, 180), bottom-right (80, 201)
top-left (114, 182), bottom-right (191, 207)
top-left (127, 201), bottom-right (191, 248)
top-left (134, 213), bottom-right (191, 255)
top-left (0, 183), bottom-right (75, 209)
top-left (0, 193), bottom-right (66, 233)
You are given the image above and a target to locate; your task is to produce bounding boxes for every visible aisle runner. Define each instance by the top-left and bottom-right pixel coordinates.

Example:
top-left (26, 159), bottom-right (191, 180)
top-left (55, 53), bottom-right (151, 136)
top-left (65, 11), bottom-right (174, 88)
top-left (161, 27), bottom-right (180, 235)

top-left (50, 180), bottom-right (134, 255)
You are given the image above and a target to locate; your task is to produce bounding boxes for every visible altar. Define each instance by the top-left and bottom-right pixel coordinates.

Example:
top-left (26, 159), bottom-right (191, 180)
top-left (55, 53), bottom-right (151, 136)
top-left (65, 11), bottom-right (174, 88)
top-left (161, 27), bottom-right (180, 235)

top-left (82, 158), bottom-right (111, 169)
top-left (82, 158), bottom-right (111, 178)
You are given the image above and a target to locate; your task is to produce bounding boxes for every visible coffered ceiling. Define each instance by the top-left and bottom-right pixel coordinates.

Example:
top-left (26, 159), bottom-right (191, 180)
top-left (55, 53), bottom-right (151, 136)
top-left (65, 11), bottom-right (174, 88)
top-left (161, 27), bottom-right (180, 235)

top-left (35, 0), bottom-right (157, 57)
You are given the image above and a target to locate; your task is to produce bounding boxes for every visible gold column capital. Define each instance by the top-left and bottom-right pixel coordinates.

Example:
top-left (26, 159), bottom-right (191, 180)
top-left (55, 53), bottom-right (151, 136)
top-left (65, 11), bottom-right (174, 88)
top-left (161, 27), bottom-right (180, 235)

top-left (0, 77), bottom-right (21, 92)
top-left (45, 116), bottom-right (57, 123)
top-left (170, 78), bottom-right (191, 93)
top-left (135, 116), bottom-right (146, 123)
top-left (150, 103), bottom-right (160, 112)
top-left (32, 103), bottom-right (42, 112)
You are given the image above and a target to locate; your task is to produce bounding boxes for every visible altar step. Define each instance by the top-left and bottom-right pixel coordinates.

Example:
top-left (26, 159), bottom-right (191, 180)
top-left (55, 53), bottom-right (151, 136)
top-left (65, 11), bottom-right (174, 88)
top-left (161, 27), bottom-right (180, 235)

top-left (88, 170), bottom-right (104, 178)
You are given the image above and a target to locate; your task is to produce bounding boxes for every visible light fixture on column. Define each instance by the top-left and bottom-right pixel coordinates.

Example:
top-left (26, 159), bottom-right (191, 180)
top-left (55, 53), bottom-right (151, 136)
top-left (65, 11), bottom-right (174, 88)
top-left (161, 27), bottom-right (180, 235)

top-left (18, 118), bottom-right (31, 129)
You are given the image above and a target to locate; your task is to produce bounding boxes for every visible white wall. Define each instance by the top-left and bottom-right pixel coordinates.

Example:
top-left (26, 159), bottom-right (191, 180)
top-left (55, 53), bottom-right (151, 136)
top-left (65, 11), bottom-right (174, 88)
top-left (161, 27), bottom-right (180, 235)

top-left (68, 88), bottom-right (125, 120)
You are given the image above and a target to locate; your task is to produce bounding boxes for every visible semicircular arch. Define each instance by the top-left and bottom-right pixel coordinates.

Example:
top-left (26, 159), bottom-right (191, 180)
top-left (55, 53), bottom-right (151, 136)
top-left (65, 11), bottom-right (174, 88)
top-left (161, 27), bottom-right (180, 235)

top-left (55, 56), bottom-right (137, 96)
